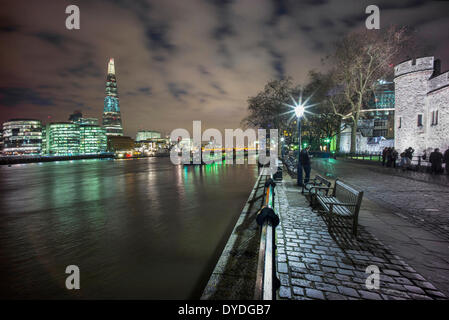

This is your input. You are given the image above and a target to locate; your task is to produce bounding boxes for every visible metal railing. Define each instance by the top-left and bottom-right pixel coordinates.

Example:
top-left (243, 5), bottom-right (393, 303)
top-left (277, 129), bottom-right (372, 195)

top-left (338, 152), bottom-right (382, 162)
top-left (254, 170), bottom-right (280, 300)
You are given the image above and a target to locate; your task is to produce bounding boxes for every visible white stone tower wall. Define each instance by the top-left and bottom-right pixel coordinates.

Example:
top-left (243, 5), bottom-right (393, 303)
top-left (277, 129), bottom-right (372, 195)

top-left (394, 57), bottom-right (434, 154)
top-left (426, 85), bottom-right (449, 152)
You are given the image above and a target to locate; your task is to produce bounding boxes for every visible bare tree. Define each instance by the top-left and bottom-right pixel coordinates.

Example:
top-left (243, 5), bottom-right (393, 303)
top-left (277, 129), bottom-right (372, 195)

top-left (330, 26), bottom-right (414, 153)
top-left (242, 77), bottom-right (300, 133)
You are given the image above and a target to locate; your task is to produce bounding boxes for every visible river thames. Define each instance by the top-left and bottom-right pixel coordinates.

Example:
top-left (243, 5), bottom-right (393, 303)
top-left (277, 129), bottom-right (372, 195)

top-left (0, 158), bottom-right (258, 299)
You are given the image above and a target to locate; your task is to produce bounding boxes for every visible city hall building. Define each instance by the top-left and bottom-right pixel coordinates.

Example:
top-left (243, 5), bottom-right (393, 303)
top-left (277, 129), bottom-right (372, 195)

top-left (394, 56), bottom-right (449, 155)
top-left (1, 119), bottom-right (42, 155)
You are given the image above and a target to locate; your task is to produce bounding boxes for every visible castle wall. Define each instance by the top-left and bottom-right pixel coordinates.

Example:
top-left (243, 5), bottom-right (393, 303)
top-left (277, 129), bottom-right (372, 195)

top-left (394, 57), bottom-right (434, 154)
top-left (394, 57), bottom-right (449, 156)
top-left (426, 86), bottom-right (449, 152)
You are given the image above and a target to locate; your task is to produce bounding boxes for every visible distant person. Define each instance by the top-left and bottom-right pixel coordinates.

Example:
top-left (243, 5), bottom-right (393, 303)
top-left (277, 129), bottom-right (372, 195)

top-left (382, 147), bottom-right (388, 166)
top-left (386, 147), bottom-right (393, 167)
top-left (391, 148), bottom-right (398, 168)
top-left (444, 147), bottom-right (449, 175)
top-left (429, 148), bottom-right (444, 174)
top-left (405, 147), bottom-right (414, 161)
top-left (400, 149), bottom-right (411, 171)
top-left (300, 145), bottom-right (311, 184)
top-left (422, 149), bottom-right (427, 161)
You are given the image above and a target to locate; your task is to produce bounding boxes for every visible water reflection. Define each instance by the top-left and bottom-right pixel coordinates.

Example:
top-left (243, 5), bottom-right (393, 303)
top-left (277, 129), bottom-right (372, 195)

top-left (0, 158), bottom-right (257, 299)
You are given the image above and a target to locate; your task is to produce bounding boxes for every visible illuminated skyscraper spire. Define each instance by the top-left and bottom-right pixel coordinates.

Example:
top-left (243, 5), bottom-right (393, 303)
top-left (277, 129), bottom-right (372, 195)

top-left (108, 58), bottom-right (115, 75)
top-left (102, 57), bottom-right (123, 136)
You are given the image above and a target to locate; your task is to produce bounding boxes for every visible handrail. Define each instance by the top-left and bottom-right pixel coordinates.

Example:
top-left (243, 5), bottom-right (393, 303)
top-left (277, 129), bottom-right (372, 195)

top-left (254, 170), bottom-right (280, 300)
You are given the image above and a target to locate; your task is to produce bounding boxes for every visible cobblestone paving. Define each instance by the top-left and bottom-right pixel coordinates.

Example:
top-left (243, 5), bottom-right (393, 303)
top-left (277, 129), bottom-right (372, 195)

top-left (274, 180), bottom-right (446, 300)
top-left (313, 159), bottom-right (449, 241)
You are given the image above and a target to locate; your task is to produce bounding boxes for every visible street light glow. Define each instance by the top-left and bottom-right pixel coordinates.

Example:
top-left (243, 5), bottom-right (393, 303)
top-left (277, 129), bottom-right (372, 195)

top-left (282, 92), bottom-right (318, 123)
top-left (294, 104), bottom-right (305, 118)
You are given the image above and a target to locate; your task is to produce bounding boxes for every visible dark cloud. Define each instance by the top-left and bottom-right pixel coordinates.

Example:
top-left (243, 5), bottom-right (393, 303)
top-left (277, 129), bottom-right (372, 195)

top-left (302, 0), bottom-right (329, 5)
top-left (0, 0), bottom-right (448, 137)
top-left (33, 32), bottom-right (67, 48)
top-left (0, 25), bottom-right (20, 33)
top-left (138, 87), bottom-right (152, 95)
top-left (167, 82), bottom-right (189, 101)
top-left (64, 60), bottom-right (102, 78)
top-left (198, 65), bottom-right (211, 76)
top-left (0, 87), bottom-right (54, 107)
top-left (210, 82), bottom-right (226, 95)
top-left (145, 24), bottom-right (176, 52)
top-left (299, 25), bottom-right (314, 33)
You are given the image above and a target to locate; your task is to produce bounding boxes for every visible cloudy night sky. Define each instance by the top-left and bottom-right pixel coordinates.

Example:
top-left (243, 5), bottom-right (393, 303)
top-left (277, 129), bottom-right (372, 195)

top-left (1, 0), bottom-right (448, 138)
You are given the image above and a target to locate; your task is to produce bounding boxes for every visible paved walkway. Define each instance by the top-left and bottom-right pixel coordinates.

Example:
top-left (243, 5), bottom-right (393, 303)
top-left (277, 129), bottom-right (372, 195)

top-left (274, 173), bottom-right (446, 300)
top-left (312, 159), bottom-right (449, 295)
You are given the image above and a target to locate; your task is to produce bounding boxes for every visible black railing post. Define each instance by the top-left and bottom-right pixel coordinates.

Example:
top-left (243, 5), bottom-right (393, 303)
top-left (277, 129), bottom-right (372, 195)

top-left (255, 171), bottom-right (280, 300)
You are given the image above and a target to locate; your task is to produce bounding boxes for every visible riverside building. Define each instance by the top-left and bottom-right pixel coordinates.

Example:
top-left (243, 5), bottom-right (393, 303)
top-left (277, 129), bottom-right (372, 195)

top-left (1, 119), bottom-right (42, 155)
top-left (41, 118), bottom-right (107, 155)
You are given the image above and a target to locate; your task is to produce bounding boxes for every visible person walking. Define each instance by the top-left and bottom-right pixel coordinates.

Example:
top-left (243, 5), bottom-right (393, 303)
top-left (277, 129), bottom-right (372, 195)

top-left (444, 147), bottom-right (449, 175)
top-left (300, 145), bottom-right (311, 184)
top-left (429, 148), bottom-right (444, 174)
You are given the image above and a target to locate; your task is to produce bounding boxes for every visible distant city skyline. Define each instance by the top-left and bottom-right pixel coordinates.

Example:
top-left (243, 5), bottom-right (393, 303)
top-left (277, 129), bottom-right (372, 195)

top-left (1, 0), bottom-right (449, 138)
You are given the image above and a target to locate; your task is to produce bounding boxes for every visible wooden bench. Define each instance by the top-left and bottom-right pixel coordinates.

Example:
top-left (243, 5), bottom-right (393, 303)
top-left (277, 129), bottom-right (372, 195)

top-left (315, 180), bottom-right (364, 237)
top-left (301, 175), bottom-right (332, 208)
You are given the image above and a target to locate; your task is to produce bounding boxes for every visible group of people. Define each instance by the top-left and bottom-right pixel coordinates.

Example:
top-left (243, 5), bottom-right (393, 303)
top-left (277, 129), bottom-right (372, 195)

top-left (382, 146), bottom-right (449, 175)
top-left (381, 147), bottom-right (401, 168)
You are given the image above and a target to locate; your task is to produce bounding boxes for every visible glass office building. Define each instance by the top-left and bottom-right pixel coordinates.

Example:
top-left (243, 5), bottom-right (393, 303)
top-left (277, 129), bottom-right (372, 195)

top-left (2, 119), bottom-right (42, 155)
top-left (47, 123), bottom-right (80, 155)
top-left (80, 125), bottom-right (107, 154)
top-left (136, 130), bottom-right (162, 142)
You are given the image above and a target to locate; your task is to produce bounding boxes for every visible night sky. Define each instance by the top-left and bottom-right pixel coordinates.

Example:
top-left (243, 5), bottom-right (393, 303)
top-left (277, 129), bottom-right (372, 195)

top-left (1, 0), bottom-right (448, 138)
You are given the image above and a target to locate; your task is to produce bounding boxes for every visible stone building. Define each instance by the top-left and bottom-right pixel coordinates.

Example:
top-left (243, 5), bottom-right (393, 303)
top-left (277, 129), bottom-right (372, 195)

top-left (394, 57), bottom-right (449, 155)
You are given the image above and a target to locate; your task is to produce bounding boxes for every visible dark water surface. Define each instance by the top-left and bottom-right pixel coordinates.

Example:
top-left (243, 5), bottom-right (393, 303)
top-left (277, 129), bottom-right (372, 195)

top-left (0, 158), bottom-right (257, 299)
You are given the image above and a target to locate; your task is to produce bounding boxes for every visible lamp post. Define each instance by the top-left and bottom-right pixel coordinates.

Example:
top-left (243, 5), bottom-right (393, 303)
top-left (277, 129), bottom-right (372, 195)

top-left (280, 137), bottom-right (285, 159)
top-left (295, 104), bottom-right (305, 186)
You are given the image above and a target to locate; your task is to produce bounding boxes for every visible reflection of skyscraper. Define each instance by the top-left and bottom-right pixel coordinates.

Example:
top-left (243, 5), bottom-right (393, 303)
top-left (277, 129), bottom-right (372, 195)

top-left (102, 58), bottom-right (123, 136)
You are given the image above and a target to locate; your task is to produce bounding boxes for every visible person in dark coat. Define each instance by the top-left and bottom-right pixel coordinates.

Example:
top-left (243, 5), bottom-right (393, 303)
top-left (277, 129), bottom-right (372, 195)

top-left (382, 147), bottom-right (387, 166)
top-left (444, 147), bottom-right (449, 175)
top-left (429, 148), bottom-right (444, 174)
top-left (300, 145), bottom-right (311, 184)
top-left (391, 147), bottom-right (398, 168)
top-left (405, 147), bottom-right (414, 161)
top-left (386, 147), bottom-right (393, 167)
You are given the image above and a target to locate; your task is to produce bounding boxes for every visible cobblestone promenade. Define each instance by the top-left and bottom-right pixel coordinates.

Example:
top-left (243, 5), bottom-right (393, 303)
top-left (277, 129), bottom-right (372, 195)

top-left (275, 172), bottom-right (447, 300)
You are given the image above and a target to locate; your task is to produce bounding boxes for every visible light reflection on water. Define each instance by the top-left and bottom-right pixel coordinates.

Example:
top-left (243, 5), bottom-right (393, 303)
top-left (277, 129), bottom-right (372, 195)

top-left (0, 158), bottom-right (257, 299)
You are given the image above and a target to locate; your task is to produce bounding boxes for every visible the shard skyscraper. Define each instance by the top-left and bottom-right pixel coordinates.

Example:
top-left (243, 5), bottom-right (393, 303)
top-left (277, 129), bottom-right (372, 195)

top-left (102, 58), bottom-right (123, 136)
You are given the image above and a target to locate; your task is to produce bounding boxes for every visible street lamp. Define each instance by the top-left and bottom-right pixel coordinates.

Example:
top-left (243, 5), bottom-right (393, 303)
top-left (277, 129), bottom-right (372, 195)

top-left (283, 93), bottom-right (315, 186)
top-left (294, 104), bottom-right (305, 186)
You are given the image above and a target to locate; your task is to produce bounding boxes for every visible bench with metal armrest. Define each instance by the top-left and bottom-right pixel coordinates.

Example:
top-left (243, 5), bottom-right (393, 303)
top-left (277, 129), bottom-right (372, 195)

top-left (301, 175), bottom-right (332, 207)
top-left (315, 180), bottom-right (364, 237)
